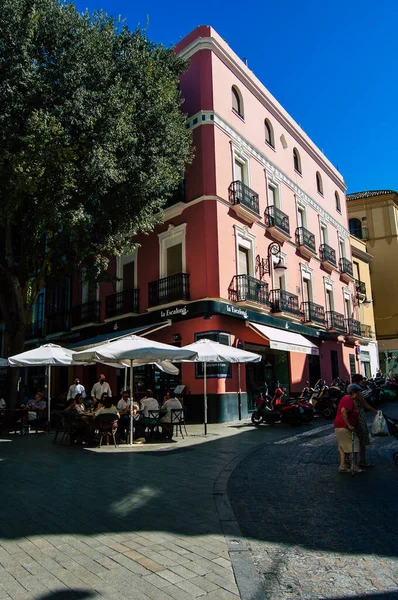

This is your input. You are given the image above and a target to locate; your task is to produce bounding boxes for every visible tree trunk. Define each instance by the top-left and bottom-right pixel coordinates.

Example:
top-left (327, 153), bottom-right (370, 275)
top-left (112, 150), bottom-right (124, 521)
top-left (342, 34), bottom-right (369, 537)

top-left (7, 327), bottom-right (26, 409)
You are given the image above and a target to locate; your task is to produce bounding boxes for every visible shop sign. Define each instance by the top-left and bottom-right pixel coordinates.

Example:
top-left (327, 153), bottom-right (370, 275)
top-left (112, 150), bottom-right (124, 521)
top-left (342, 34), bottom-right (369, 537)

top-left (160, 305), bottom-right (189, 318)
top-left (225, 304), bottom-right (248, 319)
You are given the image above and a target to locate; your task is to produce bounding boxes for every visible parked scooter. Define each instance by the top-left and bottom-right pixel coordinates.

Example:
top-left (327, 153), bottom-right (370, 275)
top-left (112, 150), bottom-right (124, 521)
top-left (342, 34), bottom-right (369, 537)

top-left (251, 384), bottom-right (304, 426)
top-left (309, 379), bottom-right (339, 419)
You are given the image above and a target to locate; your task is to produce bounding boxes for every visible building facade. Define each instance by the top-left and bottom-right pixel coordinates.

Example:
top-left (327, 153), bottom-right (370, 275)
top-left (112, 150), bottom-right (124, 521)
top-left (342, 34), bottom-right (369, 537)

top-left (18, 26), bottom-right (372, 420)
top-left (347, 189), bottom-right (398, 375)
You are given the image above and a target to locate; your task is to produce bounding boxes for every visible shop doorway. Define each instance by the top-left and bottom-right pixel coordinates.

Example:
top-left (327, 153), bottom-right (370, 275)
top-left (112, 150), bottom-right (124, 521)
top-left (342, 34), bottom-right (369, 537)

top-left (245, 343), bottom-right (290, 410)
top-left (308, 355), bottom-right (321, 386)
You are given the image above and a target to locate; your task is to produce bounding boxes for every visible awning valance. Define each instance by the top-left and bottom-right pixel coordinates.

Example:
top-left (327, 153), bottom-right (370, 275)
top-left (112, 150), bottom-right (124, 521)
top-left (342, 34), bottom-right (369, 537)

top-left (247, 322), bottom-right (319, 356)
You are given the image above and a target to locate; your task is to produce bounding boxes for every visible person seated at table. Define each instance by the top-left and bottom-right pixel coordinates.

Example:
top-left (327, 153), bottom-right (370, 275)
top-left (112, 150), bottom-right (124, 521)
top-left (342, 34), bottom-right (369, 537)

top-left (135, 390), bottom-right (159, 440)
top-left (95, 396), bottom-right (119, 418)
top-left (74, 393), bottom-right (86, 413)
top-left (160, 391), bottom-right (171, 408)
top-left (0, 393), bottom-right (6, 409)
top-left (20, 392), bottom-right (47, 430)
top-left (116, 391), bottom-right (139, 439)
top-left (159, 391), bottom-right (183, 439)
top-left (64, 398), bottom-right (89, 443)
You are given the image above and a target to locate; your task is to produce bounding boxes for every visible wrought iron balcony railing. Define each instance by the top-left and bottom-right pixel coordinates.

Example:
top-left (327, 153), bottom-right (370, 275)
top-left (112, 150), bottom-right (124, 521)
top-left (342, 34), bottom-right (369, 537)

top-left (264, 205), bottom-right (290, 235)
top-left (26, 322), bottom-right (44, 339)
top-left (339, 257), bottom-right (353, 277)
top-left (105, 288), bottom-right (140, 319)
top-left (295, 227), bottom-right (316, 253)
top-left (355, 280), bottom-right (366, 296)
top-left (47, 312), bottom-right (70, 334)
top-left (301, 301), bottom-right (325, 325)
top-left (148, 273), bottom-right (190, 308)
top-left (270, 289), bottom-right (300, 315)
top-left (325, 311), bottom-right (346, 333)
top-left (320, 244), bottom-right (337, 267)
top-left (360, 324), bottom-right (374, 339)
top-left (70, 301), bottom-right (101, 327)
top-left (229, 275), bottom-right (269, 306)
top-left (345, 318), bottom-right (361, 337)
top-left (228, 181), bottom-right (260, 215)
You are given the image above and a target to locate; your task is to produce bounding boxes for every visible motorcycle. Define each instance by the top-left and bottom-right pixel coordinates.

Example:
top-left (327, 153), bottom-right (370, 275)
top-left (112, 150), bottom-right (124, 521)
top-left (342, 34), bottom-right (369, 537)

top-left (251, 385), bottom-right (305, 426)
top-left (309, 379), bottom-right (339, 419)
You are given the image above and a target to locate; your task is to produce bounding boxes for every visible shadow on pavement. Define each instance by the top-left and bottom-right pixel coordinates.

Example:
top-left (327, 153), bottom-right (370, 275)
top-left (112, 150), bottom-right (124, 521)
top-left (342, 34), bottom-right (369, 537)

top-left (329, 594), bottom-right (398, 600)
top-left (1, 413), bottom-right (397, 562)
top-left (36, 591), bottom-right (97, 600)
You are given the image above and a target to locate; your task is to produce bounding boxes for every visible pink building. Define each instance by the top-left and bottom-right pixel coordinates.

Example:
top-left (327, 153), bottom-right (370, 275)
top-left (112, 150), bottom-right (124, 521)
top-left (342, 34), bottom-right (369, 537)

top-left (34, 26), bottom-right (363, 421)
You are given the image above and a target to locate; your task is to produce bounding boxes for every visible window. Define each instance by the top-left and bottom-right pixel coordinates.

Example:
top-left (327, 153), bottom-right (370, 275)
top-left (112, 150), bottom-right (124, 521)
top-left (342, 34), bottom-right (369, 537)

top-left (344, 296), bottom-right (351, 319)
top-left (331, 350), bottom-right (339, 380)
top-left (339, 239), bottom-right (345, 259)
top-left (267, 183), bottom-right (280, 208)
top-left (325, 288), bottom-right (334, 311)
top-left (316, 171), bottom-right (323, 195)
top-left (232, 86), bottom-right (243, 118)
top-left (353, 261), bottom-right (360, 281)
top-left (335, 191), bottom-right (341, 212)
top-left (297, 207), bottom-right (306, 228)
top-left (158, 223), bottom-right (187, 278)
top-left (320, 224), bottom-right (328, 245)
top-left (116, 251), bottom-right (137, 292)
top-left (238, 246), bottom-right (250, 275)
top-left (293, 148), bottom-right (301, 174)
top-left (195, 331), bottom-right (232, 378)
top-left (302, 278), bottom-right (312, 302)
top-left (264, 119), bottom-right (274, 148)
top-left (234, 158), bottom-right (247, 185)
top-left (349, 218), bottom-right (363, 239)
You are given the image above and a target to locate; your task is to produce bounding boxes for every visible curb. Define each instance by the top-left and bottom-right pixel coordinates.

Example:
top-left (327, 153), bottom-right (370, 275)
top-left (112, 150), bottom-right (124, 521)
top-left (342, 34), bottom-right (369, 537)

top-left (213, 446), bottom-right (267, 600)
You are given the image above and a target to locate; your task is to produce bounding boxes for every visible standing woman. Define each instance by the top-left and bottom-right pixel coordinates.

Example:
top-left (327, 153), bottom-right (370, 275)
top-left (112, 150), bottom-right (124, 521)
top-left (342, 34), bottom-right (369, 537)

top-left (347, 383), bottom-right (377, 468)
top-left (334, 384), bottom-right (364, 474)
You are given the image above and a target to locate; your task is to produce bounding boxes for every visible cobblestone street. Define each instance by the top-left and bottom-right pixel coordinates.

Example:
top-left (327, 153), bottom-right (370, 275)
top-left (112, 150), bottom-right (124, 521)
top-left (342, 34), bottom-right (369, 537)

top-left (1, 410), bottom-right (397, 600)
top-left (229, 406), bottom-right (398, 600)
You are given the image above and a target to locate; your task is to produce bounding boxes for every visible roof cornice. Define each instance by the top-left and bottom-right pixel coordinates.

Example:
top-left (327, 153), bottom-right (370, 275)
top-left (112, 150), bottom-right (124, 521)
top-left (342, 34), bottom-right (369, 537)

top-left (179, 36), bottom-right (346, 192)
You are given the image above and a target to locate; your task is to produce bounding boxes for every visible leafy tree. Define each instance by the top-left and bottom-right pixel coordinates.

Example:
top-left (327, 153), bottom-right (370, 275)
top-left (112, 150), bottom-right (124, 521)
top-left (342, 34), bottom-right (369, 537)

top-left (0, 0), bottom-right (192, 393)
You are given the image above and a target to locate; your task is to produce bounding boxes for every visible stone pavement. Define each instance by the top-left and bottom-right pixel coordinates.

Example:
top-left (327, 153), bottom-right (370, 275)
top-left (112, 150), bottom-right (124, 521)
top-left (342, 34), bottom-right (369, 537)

top-left (229, 405), bottom-right (398, 600)
top-left (0, 418), bottom-right (300, 600)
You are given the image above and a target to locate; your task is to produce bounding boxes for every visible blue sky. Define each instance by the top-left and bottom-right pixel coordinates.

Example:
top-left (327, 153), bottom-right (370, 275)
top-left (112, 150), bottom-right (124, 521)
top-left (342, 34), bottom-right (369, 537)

top-left (74, 0), bottom-right (398, 194)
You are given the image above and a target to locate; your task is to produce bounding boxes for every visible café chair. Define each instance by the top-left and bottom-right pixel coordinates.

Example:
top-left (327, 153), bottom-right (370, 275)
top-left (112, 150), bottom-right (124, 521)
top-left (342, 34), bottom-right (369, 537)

top-left (170, 408), bottom-right (187, 439)
top-left (96, 414), bottom-right (119, 448)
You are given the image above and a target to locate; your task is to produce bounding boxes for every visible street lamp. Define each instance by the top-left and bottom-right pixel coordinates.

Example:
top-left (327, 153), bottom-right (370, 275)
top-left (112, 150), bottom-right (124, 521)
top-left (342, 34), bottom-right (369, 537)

top-left (265, 242), bottom-right (286, 290)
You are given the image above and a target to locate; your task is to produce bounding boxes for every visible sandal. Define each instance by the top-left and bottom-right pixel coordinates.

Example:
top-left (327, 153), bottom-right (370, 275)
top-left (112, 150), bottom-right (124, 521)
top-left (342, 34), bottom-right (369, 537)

top-left (339, 466), bottom-right (351, 473)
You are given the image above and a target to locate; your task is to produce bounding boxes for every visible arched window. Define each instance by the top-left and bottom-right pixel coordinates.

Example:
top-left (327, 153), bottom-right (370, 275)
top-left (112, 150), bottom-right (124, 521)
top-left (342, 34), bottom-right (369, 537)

top-left (349, 218), bottom-right (363, 239)
top-left (335, 191), bottom-right (341, 212)
top-left (316, 171), bottom-right (323, 195)
top-left (293, 148), bottom-right (301, 173)
top-left (264, 119), bottom-right (274, 148)
top-left (232, 86), bottom-right (243, 118)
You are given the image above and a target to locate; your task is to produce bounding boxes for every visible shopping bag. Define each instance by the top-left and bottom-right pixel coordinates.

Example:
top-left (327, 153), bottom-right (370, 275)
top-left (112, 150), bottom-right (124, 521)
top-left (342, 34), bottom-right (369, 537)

top-left (371, 410), bottom-right (389, 436)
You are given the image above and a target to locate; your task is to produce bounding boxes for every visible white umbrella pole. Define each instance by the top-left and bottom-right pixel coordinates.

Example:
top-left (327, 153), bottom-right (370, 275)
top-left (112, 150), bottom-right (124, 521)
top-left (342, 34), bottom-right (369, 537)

top-left (238, 363), bottom-right (242, 421)
top-left (124, 367), bottom-right (128, 392)
top-left (48, 365), bottom-right (52, 424)
top-left (128, 360), bottom-right (134, 446)
top-left (204, 362), bottom-right (207, 436)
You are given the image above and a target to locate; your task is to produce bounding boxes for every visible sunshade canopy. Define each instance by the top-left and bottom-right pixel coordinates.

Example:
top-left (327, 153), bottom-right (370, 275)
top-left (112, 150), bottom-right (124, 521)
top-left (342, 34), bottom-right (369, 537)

top-left (180, 339), bottom-right (262, 363)
top-left (72, 335), bottom-right (197, 363)
top-left (247, 323), bottom-right (319, 355)
top-left (8, 344), bottom-right (77, 367)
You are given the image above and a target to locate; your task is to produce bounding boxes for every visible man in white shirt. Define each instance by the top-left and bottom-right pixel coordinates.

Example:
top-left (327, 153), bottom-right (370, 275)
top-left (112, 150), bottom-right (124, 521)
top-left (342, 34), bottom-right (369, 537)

top-left (135, 390), bottom-right (159, 440)
top-left (160, 392), bottom-right (183, 439)
top-left (91, 374), bottom-right (112, 403)
top-left (67, 377), bottom-right (86, 400)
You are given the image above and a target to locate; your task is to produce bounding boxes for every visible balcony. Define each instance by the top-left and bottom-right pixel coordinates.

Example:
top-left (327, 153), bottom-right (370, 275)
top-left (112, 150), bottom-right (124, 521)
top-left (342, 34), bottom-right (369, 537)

top-left (148, 273), bottom-right (190, 308)
top-left (105, 288), bottom-right (140, 319)
top-left (47, 312), bottom-right (70, 335)
top-left (319, 244), bottom-right (337, 273)
top-left (325, 311), bottom-right (346, 334)
top-left (361, 324), bottom-right (374, 339)
top-left (345, 318), bottom-right (361, 339)
top-left (70, 301), bottom-right (101, 328)
top-left (295, 227), bottom-right (316, 260)
top-left (300, 301), bottom-right (325, 326)
top-left (229, 275), bottom-right (269, 307)
top-left (264, 206), bottom-right (291, 243)
top-left (228, 181), bottom-right (260, 223)
top-left (355, 279), bottom-right (366, 300)
top-left (270, 289), bottom-right (300, 317)
top-left (26, 322), bottom-right (44, 340)
top-left (339, 257), bottom-right (354, 284)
